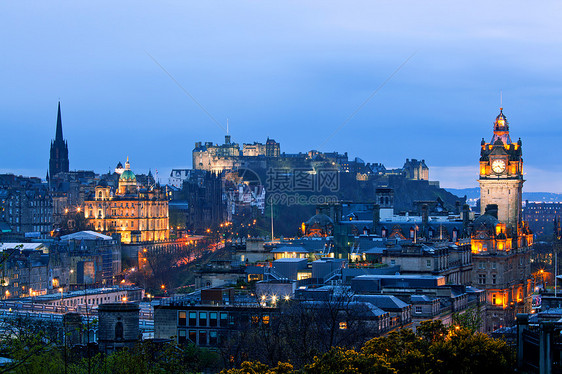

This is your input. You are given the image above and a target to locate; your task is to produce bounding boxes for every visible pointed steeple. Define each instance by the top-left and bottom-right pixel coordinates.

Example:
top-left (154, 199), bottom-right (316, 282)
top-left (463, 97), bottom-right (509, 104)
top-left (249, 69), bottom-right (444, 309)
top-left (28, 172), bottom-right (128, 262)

top-left (55, 101), bottom-right (63, 142)
top-left (49, 101), bottom-right (69, 177)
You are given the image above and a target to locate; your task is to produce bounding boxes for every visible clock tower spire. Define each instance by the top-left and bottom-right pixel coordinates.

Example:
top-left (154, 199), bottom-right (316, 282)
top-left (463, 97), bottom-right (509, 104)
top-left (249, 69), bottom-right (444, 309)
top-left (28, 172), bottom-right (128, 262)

top-left (478, 107), bottom-right (524, 233)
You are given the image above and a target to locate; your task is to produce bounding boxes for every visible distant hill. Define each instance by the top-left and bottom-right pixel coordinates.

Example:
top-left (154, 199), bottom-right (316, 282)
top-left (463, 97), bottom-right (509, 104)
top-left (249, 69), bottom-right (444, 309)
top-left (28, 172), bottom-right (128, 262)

top-left (446, 187), bottom-right (562, 204)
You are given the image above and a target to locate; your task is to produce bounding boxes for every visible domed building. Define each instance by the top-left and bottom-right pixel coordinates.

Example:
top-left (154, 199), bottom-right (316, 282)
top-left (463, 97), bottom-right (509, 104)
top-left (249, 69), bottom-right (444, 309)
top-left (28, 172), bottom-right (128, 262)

top-left (470, 204), bottom-right (511, 253)
top-left (83, 157), bottom-right (169, 244)
top-left (118, 158), bottom-right (137, 195)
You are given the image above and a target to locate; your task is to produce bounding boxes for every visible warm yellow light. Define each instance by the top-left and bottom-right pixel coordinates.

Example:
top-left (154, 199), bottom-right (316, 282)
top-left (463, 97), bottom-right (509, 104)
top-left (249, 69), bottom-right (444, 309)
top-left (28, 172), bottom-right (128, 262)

top-left (59, 288), bottom-right (63, 293)
top-left (161, 284), bottom-right (166, 289)
top-left (5, 290), bottom-right (10, 297)
top-left (122, 296), bottom-right (127, 302)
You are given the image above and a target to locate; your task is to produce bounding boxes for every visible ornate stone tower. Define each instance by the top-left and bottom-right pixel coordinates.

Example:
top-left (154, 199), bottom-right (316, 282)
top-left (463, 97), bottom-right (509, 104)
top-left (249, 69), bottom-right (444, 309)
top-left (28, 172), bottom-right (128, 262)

top-left (478, 108), bottom-right (524, 232)
top-left (49, 102), bottom-right (69, 178)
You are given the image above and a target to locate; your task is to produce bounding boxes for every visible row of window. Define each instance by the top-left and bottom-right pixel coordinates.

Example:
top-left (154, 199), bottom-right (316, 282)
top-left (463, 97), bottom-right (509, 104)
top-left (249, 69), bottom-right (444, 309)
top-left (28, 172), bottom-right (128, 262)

top-left (477, 273), bottom-right (498, 285)
top-left (178, 311), bottom-right (229, 327)
top-left (178, 329), bottom-right (219, 346)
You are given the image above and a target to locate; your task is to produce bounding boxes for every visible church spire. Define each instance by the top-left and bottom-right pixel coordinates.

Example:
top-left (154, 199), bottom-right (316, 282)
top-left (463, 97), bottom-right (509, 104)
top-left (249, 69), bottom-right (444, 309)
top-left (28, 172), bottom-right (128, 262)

top-left (49, 101), bottom-right (69, 177)
top-left (55, 101), bottom-right (63, 142)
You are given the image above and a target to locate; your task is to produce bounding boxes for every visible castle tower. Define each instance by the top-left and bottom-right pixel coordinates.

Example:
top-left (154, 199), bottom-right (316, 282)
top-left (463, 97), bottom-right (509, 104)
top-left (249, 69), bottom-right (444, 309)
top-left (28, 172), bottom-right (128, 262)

top-left (48, 102), bottom-right (69, 177)
top-left (478, 108), bottom-right (524, 232)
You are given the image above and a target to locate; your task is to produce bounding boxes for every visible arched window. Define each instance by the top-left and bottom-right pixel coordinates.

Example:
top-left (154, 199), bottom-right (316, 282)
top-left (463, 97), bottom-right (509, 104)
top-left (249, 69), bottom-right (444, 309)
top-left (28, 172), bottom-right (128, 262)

top-left (115, 322), bottom-right (124, 340)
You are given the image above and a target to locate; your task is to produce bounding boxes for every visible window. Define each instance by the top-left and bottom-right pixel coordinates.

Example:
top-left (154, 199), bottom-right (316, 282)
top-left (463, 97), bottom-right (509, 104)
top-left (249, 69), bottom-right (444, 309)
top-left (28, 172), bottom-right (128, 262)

top-left (478, 274), bottom-right (486, 285)
top-left (220, 312), bottom-right (227, 327)
top-left (339, 322), bottom-right (347, 330)
top-left (492, 262), bottom-right (497, 269)
top-left (415, 306), bottom-right (422, 314)
top-left (209, 330), bottom-right (218, 345)
top-left (199, 330), bottom-right (207, 345)
top-left (115, 322), bottom-right (124, 340)
top-left (178, 329), bottom-right (187, 344)
top-left (262, 315), bottom-right (270, 325)
top-left (199, 312), bottom-right (207, 327)
top-left (189, 330), bottom-right (196, 343)
top-left (492, 274), bottom-right (497, 285)
top-left (390, 259), bottom-right (396, 265)
top-left (178, 311), bottom-right (186, 326)
top-left (426, 260), bottom-right (431, 268)
top-left (189, 312), bottom-right (197, 326)
top-left (492, 294), bottom-right (497, 305)
top-left (209, 312), bottom-right (217, 327)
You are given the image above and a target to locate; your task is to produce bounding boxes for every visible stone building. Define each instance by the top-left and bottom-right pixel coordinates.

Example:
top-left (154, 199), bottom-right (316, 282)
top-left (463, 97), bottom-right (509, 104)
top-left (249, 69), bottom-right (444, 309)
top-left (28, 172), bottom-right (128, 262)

top-left (83, 158), bottom-right (169, 244)
top-left (472, 108), bottom-right (534, 332)
top-left (155, 301), bottom-right (275, 347)
top-left (402, 159), bottom-right (429, 181)
top-left (0, 175), bottom-right (53, 236)
top-left (98, 303), bottom-right (140, 353)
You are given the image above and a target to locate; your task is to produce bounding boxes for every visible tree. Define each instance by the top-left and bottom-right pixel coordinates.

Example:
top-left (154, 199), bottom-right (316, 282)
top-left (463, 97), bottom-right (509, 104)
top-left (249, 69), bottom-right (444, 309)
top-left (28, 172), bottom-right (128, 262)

top-left (305, 347), bottom-right (396, 374)
top-left (452, 306), bottom-right (483, 333)
top-left (222, 320), bottom-right (515, 374)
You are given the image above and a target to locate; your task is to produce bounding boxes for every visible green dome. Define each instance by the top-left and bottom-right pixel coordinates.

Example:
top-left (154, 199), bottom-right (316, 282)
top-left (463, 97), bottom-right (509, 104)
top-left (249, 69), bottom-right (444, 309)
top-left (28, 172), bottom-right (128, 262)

top-left (120, 169), bottom-right (136, 181)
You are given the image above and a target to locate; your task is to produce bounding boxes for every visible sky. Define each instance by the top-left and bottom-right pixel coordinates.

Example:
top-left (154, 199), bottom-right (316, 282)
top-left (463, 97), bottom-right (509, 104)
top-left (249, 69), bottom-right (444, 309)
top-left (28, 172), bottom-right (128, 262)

top-left (1, 1), bottom-right (562, 192)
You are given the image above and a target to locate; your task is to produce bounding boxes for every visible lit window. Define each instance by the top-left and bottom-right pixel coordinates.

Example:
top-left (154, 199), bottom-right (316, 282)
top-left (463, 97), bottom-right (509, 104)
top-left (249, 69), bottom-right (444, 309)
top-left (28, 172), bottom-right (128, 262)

top-left (339, 322), bottom-right (347, 330)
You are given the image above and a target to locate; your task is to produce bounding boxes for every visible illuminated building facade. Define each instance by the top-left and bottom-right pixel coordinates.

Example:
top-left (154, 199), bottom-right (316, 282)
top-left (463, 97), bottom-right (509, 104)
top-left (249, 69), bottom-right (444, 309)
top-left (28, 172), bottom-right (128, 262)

top-left (83, 158), bottom-right (169, 244)
top-left (471, 108), bottom-right (533, 332)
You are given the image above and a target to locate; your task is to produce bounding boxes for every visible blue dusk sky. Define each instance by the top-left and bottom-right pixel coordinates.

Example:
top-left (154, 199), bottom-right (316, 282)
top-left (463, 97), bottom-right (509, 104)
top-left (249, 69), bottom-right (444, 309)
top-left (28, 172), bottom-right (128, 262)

top-left (1, 1), bottom-right (562, 192)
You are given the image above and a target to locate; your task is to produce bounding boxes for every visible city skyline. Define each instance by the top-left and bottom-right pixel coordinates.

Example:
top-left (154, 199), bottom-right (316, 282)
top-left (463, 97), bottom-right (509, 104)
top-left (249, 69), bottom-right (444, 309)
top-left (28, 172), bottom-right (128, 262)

top-left (2, 1), bottom-right (562, 191)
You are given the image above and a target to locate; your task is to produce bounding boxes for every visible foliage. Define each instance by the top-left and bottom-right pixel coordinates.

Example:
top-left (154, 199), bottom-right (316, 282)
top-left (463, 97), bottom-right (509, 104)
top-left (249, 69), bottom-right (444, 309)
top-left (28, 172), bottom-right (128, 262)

top-left (223, 320), bottom-right (515, 374)
top-left (0, 334), bottom-right (220, 374)
top-left (0, 316), bottom-right (514, 374)
top-left (452, 306), bottom-right (482, 333)
top-left (221, 292), bottom-right (376, 369)
top-left (305, 347), bottom-right (396, 374)
top-left (221, 361), bottom-right (295, 374)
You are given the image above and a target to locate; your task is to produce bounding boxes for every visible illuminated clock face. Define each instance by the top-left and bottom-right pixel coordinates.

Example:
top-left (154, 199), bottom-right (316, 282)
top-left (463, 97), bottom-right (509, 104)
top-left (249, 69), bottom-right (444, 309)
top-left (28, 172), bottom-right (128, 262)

top-left (491, 159), bottom-right (506, 174)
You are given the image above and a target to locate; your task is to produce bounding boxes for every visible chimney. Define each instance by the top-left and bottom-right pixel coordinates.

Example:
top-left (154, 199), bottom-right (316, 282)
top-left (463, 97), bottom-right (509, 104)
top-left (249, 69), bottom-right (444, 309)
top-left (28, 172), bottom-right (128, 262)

top-left (462, 204), bottom-right (470, 234)
top-left (225, 135), bottom-right (231, 144)
top-left (485, 204), bottom-right (498, 219)
top-left (422, 204), bottom-right (429, 227)
top-left (373, 204), bottom-right (381, 228)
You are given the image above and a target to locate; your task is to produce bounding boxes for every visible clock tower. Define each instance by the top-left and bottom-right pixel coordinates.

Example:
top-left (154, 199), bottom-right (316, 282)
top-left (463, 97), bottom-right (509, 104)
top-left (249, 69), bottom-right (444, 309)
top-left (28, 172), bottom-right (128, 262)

top-left (478, 108), bottom-right (524, 232)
